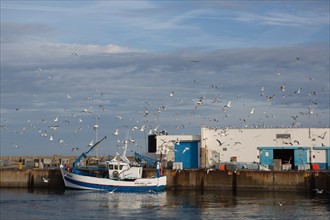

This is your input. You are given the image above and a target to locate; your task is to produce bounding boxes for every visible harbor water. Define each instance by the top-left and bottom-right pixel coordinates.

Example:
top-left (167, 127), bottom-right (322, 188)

top-left (0, 188), bottom-right (329, 220)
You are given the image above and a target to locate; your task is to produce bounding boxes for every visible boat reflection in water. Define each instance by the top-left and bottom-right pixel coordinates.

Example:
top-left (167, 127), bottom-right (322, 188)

top-left (1, 188), bottom-right (329, 219)
top-left (97, 190), bottom-right (168, 209)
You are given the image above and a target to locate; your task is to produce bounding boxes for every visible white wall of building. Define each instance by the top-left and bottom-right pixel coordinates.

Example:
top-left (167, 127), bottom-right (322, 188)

top-left (152, 127), bottom-right (329, 169)
top-left (201, 127), bottom-right (330, 168)
top-left (312, 148), bottom-right (327, 164)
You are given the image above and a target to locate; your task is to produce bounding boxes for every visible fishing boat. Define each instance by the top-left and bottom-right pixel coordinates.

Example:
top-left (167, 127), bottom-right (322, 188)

top-left (60, 136), bottom-right (167, 192)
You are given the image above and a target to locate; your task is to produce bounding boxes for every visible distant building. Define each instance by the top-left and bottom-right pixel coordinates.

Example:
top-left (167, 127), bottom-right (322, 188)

top-left (151, 127), bottom-right (330, 171)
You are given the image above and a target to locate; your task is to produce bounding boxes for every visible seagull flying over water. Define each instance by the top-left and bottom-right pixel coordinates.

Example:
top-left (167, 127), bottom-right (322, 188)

top-left (207, 168), bottom-right (214, 174)
top-left (109, 188), bottom-right (117, 193)
top-left (312, 189), bottom-right (323, 194)
top-left (43, 177), bottom-right (50, 183)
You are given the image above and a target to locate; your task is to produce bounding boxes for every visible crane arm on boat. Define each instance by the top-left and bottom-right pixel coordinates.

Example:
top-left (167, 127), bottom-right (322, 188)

top-left (72, 136), bottom-right (107, 172)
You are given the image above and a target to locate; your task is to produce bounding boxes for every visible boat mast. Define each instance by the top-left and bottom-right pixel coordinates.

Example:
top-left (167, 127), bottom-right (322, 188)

top-left (121, 140), bottom-right (131, 164)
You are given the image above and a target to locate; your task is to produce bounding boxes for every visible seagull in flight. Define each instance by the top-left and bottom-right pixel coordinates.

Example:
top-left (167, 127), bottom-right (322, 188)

top-left (195, 98), bottom-right (204, 108)
top-left (88, 140), bottom-right (93, 147)
top-left (294, 88), bottom-right (302, 94)
top-left (312, 189), bottom-right (323, 194)
top-left (109, 188), bottom-right (117, 194)
top-left (182, 147), bottom-right (190, 154)
top-left (216, 139), bottom-right (224, 146)
top-left (275, 70), bottom-right (280, 77)
top-left (115, 115), bottom-right (123, 120)
top-left (224, 101), bottom-right (231, 108)
top-left (276, 201), bottom-right (285, 206)
top-left (207, 168), bottom-right (214, 174)
top-left (49, 125), bottom-right (59, 131)
top-left (317, 131), bottom-right (327, 139)
top-left (11, 143), bottom-right (21, 148)
top-left (113, 129), bottom-right (119, 136)
top-left (43, 177), bottom-right (50, 183)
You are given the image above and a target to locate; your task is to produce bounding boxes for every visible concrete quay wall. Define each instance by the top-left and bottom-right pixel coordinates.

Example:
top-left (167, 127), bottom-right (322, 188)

top-left (148, 169), bottom-right (329, 192)
top-left (1, 168), bottom-right (328, 192)
top-left (0, 169), bottom-right (64, 188)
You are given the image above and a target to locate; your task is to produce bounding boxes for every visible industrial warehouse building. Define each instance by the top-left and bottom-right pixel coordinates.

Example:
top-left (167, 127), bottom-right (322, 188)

top-left (149, 127), bottom-right (330, 171)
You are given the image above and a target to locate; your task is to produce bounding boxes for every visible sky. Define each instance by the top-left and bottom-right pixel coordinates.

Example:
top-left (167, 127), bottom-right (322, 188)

top-left (1, 1), bottom-right (329, 157)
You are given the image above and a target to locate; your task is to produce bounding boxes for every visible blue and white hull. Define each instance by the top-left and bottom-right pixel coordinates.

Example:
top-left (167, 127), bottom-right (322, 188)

top-left (60, 165), bottom-right (167, 192)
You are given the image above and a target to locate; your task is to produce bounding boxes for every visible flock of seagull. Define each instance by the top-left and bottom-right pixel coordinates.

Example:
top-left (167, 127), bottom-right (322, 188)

top-left (1, 57), bottom-right (329, 157)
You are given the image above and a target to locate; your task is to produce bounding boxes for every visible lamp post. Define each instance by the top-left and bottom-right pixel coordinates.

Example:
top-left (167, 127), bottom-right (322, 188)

top-left (82, 109), bottom-right (100, 158)
top-left (308, 107), bottom-right (313, 167)
top-left (93, 116), bottom-right (99, 158)
top-left (308, 107), bottom-right (313, 139)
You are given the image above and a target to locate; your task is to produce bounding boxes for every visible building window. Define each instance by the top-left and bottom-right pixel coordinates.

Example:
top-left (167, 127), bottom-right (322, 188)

top-left (223, 148), bottom-right (227, 151)
top-left (230, 156), bottom-right (237, 162)
top-left (276, 134), bottom-right (291, 139)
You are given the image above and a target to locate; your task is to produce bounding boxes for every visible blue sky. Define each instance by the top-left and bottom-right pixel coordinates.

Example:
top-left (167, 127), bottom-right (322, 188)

top-left (1, 1), bottom-right (329, 157)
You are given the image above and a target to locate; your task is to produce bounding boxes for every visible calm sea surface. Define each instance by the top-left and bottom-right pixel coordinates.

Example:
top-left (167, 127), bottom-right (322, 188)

top-left (0, 188), bottom-right (329, 220)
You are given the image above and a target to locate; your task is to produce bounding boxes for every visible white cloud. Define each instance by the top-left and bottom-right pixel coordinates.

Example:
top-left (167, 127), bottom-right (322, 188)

top-left (235, 11), bottom-right (329, 27)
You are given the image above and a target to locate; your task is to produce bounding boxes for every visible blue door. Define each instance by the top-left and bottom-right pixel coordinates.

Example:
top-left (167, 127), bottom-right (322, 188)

top-left (294, 148), bottom-right (308, 166)
top-left (174, 141), bottom-right (198, 169)
top-left (259, 148), bottom-right (273, 166)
